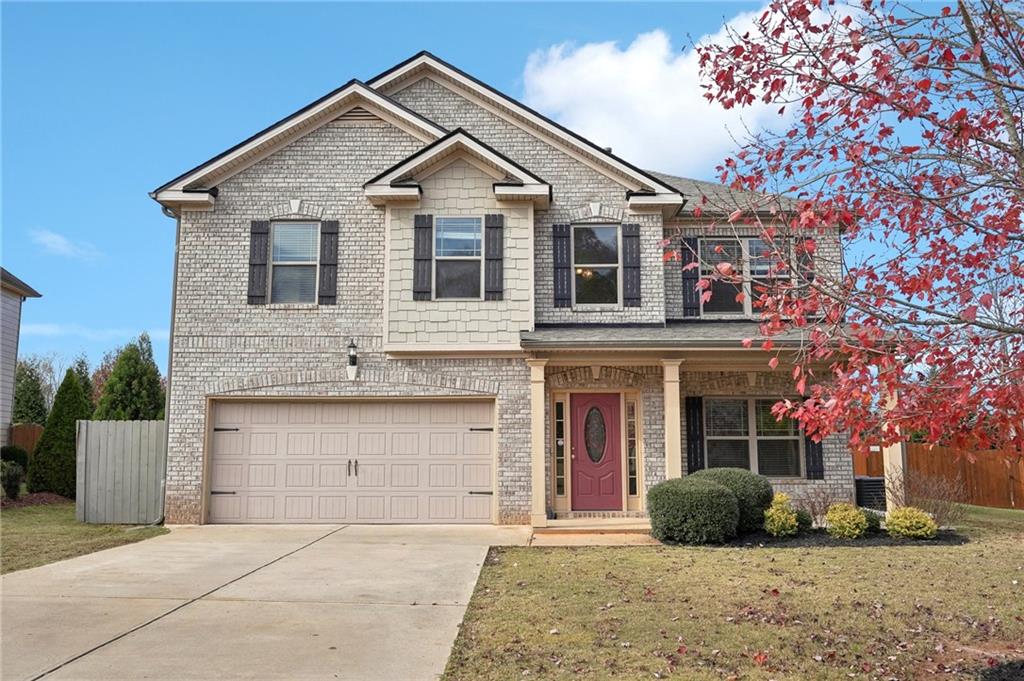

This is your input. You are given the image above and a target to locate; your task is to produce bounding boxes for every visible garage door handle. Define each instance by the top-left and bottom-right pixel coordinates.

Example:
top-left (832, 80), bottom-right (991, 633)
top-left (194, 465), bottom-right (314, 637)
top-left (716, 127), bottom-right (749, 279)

top-left (468, 491), bottom-right (493, 495)
top-left (354, 460), bottom-right (358, 475)
top-left (210, 491), bottom-right (236, 495)
top-left (213, 427), bottom-right (239, 432)
top-left (348, 459), bottom-right (352, 476)
top-left (469, 427), bottom-right (493, 432)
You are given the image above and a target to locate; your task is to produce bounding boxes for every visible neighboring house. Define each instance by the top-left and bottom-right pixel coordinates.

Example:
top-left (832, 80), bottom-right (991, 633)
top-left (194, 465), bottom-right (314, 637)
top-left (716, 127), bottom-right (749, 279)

top-left (1, 268), bottom-right (42, 446)
top-left (152, 52), bottom-right (853, 526)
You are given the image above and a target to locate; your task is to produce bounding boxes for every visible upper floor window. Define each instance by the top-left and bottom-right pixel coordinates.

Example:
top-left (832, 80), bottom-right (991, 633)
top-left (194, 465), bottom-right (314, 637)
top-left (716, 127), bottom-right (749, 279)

top-left (699, 238), bottom-right (790, 316)
top-left (270, 222), bottom-right (319, 303)
top-left (573, 225), bottom-right (620, 305)
top-left (434, 217), bottom-right (483, 299)
top-left (704, 398), bottom-right (802, 477)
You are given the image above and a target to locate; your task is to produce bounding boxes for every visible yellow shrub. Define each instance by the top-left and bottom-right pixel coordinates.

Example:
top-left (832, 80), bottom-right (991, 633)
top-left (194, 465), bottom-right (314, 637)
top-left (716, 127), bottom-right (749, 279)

top-left (886, 506), bottom-right (938, 539)
top-left (764, 493), bottom-right (799, 537)
top-left (825, 502), bottom-right (868, 539)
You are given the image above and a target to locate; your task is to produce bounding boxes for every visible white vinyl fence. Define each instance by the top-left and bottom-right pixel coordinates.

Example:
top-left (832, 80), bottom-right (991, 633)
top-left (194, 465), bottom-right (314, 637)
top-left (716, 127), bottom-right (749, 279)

top-left (76, 420), bottom-right (166, 524)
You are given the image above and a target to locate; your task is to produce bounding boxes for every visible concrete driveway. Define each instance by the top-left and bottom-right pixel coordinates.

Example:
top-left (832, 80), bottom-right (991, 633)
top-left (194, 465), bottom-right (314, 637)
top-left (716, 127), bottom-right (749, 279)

top-left (1, 524), bottom-right (530, 681)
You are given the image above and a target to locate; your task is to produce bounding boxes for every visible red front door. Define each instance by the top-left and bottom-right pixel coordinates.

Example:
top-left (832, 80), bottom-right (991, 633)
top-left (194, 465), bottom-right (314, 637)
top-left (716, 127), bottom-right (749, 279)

top-left (570, 393), bottom-right (622, 511)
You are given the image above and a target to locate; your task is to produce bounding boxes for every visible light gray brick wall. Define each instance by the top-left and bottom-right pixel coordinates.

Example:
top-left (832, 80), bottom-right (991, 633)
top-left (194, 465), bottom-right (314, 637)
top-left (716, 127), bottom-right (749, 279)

top-left (390, 78), bottom-right (666, 325)
top-left (166, 118), bottom-right (535, 524)
top-left (388, 159), bottom-right (532, 346)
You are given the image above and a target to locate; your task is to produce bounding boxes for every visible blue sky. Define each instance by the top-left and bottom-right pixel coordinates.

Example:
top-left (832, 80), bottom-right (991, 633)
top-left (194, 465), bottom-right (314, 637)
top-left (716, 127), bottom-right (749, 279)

top-left (2, 1), bottom-right (765, 373)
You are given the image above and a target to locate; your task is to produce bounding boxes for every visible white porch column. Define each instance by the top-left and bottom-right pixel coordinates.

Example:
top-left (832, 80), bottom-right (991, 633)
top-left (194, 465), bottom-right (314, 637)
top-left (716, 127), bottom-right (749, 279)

top-left (662, 359), bottom-right (683, 480)
top-left (528, 359), bottom-right (548, 527)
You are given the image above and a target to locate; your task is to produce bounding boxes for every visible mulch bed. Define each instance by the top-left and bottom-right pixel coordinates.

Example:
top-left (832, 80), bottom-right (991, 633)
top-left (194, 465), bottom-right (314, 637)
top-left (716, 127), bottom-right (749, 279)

top-left (1, 492), bottom-right (71, 510)
top-left (725, 528), bottom-right (967, 548)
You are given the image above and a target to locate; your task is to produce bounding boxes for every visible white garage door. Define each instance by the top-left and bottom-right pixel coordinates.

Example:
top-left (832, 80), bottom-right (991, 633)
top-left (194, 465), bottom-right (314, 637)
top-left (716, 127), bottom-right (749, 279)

top-left (207, 400), bottom-right (494, 524)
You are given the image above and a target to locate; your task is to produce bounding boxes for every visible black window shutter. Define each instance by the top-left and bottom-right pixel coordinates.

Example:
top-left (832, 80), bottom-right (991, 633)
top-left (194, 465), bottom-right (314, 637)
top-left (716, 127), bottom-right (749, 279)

top-left (552, 224), bottom-right (572, 308)
top-left (413, 214), bottom-right (433, 301)
top-left (680, 237), bottom-right (700, 317)
top-left (622, 223), bottom-right (641, 307)
top-left (247, 220), bottom-right (270, 305)
top-left (804, 435), bottom-right (825, 479)
top-left (318, 220), bottom-right (339, 305)
top-left (484, 214), bottom-right (504, 301)
top-left (685, 396), bottom-right (705, 474)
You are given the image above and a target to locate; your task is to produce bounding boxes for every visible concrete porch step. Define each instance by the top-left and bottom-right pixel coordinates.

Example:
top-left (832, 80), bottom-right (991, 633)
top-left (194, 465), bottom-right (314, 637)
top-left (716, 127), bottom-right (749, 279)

top-left (534, 518), bottom-right (652, 535)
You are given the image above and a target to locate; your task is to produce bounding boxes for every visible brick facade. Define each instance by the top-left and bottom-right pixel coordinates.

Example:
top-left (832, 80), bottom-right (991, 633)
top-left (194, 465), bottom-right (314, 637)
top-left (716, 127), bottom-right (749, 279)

top-left (162, 60), bottom-right (853, 525)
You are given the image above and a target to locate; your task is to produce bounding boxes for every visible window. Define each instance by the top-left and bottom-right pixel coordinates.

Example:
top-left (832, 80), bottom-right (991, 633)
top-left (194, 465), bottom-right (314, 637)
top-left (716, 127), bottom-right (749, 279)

top-left (704, 398), bottom-right (802, 477)
top-left (554, 400), bottom-right (566, 496)
top-left (573, 225), bottom-right (619, 305)
top-left (626, 398), bottom-right (639, 496)
top-left (270, 223), bottom-right (318, 303)
top-left (699, 238), bottom-right (791, 316)
top-left (434, 217), bottom-right (482, 299)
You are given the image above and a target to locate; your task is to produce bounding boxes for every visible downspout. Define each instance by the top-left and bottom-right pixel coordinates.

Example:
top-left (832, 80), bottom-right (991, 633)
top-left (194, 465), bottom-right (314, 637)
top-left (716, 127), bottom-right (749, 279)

top-left (155, 204), bottom-right (181, 526)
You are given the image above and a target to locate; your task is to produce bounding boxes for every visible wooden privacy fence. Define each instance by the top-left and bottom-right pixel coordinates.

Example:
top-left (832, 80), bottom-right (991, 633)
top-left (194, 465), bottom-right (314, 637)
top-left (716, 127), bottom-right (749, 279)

top-left (8, 423), bottom-right (43, 453)
top-left (76, 420), bottom-right (166, 524)
top-left (905, 443), bottom-right (1023, 510)
top-left (853, 445), bottom-right (885, 477)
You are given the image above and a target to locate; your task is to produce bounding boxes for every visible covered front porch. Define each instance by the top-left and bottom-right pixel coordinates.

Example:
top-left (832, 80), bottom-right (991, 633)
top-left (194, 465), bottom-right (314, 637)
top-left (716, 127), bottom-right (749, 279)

top-left (522, 323), bottom-right (827, 528)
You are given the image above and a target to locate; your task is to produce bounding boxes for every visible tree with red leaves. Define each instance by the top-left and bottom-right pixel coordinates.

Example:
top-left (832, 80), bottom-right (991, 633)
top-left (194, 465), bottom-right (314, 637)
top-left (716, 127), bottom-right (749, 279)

top-left (694, 0), bottom-right (1023, 452)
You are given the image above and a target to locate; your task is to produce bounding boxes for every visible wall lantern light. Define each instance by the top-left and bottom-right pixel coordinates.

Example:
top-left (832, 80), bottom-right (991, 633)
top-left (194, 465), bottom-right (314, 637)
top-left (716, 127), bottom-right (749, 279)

top-left (346, 338), bottom-right (358, 381)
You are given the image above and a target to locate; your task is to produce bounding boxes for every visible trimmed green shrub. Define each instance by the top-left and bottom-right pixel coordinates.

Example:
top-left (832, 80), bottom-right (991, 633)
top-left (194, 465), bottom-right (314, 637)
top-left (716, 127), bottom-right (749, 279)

top-left (648, 477), bottom-right (740, 544)
top-left (1, 444), bottom-right (30, 472)
top-left (796, 508), bottom-right (813, 533)
top-left (886, 507), bottom-right (938, 539)
top-left (688, 467), bottom-right (773, 534)
top-left (763, 492), bottom-right (799, 537)
top-left (29, 369), bottom-right (92, 499)
top-left (864, 509), bottom-right (883, 533)
top-left (825, 502), bottom-right (868, 539)
top-left (1, 460), bottom-right (24, 500)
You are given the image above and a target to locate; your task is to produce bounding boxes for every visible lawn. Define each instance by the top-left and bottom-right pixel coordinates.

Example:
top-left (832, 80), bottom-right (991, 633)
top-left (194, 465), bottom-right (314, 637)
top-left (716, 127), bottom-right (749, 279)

top-left (0, 502), bottom-right (168, 574)
top-left (445, 506), bottom-right (1024, 680)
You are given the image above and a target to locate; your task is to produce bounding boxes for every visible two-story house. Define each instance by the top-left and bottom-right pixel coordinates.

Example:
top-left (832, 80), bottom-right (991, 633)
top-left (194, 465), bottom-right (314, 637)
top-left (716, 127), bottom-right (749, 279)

top-left (152, 52), bottom-right (853, 526)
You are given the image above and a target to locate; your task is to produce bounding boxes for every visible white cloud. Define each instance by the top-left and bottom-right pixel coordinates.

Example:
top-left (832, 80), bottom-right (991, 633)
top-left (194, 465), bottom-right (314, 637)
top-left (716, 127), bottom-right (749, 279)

top-left (522, 17), bottom-right (786, 178)
top-left (31, 229), bottom-right (102, 261)
top-left (21, 323), bottom-right (169, 342)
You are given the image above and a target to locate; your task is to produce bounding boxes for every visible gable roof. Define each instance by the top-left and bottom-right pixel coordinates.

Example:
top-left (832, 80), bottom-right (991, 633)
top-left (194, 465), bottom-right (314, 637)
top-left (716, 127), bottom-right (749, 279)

top-left (151, 80), bottom-right (447, 210)
top-left (364, 128), bottom-right (551, 208)
top-left (1, 267), bottom-right (41, 298)
top-left (368, 51), bottom-right (684, 199)
top-left (649, 170), bottom-right (799, 218)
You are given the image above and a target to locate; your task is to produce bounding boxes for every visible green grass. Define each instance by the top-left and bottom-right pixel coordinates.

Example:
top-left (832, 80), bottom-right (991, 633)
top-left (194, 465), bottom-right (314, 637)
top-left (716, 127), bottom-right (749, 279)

top-left (445, 505), bottom-right (1024, 680)
top-left (0, 503), bottom-right (168, 574)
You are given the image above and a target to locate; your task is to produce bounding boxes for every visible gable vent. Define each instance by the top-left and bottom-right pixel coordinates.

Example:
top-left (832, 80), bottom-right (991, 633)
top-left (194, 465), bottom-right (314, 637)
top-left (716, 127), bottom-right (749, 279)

top-left (335, 106), bottom-right (379, 122)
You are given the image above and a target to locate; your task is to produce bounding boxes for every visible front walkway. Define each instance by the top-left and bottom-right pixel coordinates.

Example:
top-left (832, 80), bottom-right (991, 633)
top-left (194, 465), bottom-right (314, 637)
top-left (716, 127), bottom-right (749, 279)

top-left (1, 524), bottom-right (530, 681)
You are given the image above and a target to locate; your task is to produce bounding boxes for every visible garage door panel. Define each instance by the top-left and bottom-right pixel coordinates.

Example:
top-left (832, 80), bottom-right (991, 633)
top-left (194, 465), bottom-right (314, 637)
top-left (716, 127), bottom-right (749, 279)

top-left (209, 400), bottom-right (494, 524)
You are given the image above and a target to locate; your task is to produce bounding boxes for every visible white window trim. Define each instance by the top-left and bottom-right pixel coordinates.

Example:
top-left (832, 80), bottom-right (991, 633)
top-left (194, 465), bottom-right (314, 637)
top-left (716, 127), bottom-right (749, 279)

top-left (698, 238), bottom-right (791, 318)
top-left (432, 215), bottom-right (485, 301)
top-left (269, 221), bottom-right (320, 305)
top-left (571, 223), bottom-right (622, 308)
top-left (703, 397), bottom-right (804, 478)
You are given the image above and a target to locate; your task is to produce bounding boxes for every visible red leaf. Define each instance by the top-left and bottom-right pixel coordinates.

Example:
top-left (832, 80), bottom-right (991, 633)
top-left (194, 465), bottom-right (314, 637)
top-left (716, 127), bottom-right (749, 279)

top-left (768, 357), bottom-right (779, 370)
top-left (979, 293), bottom-right (994, 309)
top-left (728, 209), bottom-right (743, 223)
top-left (916, 77), bottom-right (932, 92)
top-left (961, 306), bottom-right (978, 322)
top-left (753, 651), bottom-right (769, 667)
top-left (741, 338), bottom-right (754, 348)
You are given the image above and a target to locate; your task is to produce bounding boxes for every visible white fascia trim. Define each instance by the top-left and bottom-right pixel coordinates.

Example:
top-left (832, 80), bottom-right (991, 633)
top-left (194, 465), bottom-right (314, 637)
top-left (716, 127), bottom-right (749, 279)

top-left (369, 55), bottom-right (682, 196)
top-left (494, 184), bottom-right (551, 208)
top-left (364, 185), bottom-right (421, 206)
top-left (371, 132), bottom-right (544, 187)
top-left (153, 190), bottom-right (216, 210)
top-left (155, 82), bottom-right (446, 200)
top-left (627, 192), bottom-right (685, 219)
